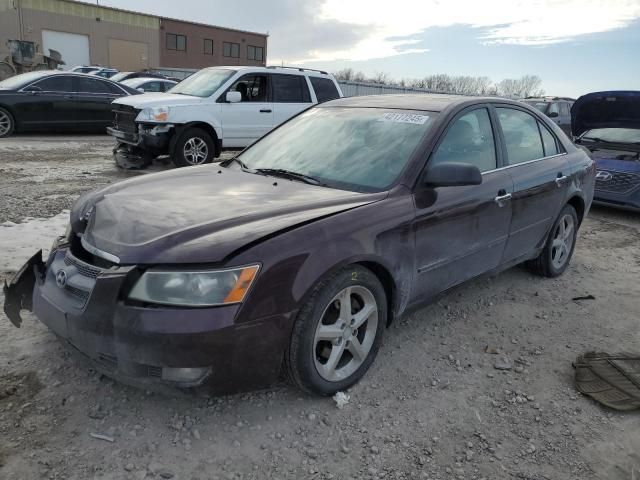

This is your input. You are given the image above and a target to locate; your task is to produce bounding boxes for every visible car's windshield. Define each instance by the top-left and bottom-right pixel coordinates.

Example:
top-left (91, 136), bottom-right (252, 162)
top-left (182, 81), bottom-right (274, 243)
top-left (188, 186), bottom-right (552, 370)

top-left (525, 101), bottom-right (549, 113)
top-left (582, 128), bottom-right (640, 144)
top-left (0, 72), bottom-right (47, 89)
top-left (109, 72), bottom-right (132, 82)
top-left (167, 68), bottom-right (234, 97)
top-left (236, 107), bottom-right (435, 192)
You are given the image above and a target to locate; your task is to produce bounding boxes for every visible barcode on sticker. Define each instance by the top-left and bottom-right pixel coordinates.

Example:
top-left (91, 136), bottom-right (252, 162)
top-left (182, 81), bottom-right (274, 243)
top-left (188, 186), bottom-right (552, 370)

top-left (378, 113), bottom-right (429, 125)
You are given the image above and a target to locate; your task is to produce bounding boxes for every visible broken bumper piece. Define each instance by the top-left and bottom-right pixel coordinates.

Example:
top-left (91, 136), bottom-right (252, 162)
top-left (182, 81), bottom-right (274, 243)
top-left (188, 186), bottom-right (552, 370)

top-left (3, 250), bottom-right (44, 328)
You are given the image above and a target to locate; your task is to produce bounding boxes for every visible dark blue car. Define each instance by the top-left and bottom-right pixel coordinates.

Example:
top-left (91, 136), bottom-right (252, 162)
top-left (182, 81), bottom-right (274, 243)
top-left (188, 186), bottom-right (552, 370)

top-left (573, 91), bottom-right (640, 211)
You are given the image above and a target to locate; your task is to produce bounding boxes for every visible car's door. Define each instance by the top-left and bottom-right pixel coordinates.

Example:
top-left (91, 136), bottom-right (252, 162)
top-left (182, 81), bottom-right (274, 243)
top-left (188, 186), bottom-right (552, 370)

top-left (494, 105), bottom-right (571, 263)
top-left (218, 73), bottom-right (273, 147)
top-left (412, 106), bottom-right (514, 301)
top-left (17, 75), bottom-right (76, 129)
top-left (270, 73), bottom-right (314, 127)
top-left (73, 76), bottom-right (124, 127)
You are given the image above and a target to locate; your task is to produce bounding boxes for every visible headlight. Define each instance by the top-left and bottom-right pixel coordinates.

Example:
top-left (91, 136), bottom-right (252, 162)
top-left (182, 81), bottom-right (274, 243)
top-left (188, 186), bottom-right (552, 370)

top-left (136, 106), bottom-right (171, 122)
top-left (128, 265), bottom-right (260, 307)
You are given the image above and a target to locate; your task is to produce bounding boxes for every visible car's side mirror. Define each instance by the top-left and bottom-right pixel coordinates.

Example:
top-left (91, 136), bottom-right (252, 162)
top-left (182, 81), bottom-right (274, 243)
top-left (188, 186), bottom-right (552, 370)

top-left (226, 91), bottom-right (242, 103)
top-left (136, 88), bottom-right (145, 93)
top-left (423, 162), bottom-right (482, 187)
top-left (548, 111), bottom-right (559, 118)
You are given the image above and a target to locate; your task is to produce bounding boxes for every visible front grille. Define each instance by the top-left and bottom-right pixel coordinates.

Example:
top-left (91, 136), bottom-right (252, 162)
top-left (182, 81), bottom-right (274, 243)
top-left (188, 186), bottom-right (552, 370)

top-left (112, 105), bottom-right (140, 134)
top-left (64, 252), bottom-right (101, 279)
top-left (596, 170), bottom-right (640, 194)
top-left (66, 285), bottom-right (90, 303)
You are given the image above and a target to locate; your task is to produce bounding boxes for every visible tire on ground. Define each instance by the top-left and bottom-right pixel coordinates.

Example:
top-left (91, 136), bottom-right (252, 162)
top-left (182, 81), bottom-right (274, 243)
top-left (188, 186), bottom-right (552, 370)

top-left (0, 106), bottom-right (15, 138)
top-left (285, 265), bottom-right (387, 396)
top-left (527, 204), bottom-right (579, 278)
top-left (172, 127), bottom-right (215, 167)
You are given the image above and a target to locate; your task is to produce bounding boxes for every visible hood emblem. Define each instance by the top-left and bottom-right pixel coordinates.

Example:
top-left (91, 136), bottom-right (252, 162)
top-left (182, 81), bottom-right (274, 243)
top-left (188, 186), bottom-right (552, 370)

top-left (56, 269), bottom-right (68, 289)
top-left (596, 171), bottom-right (613, 182)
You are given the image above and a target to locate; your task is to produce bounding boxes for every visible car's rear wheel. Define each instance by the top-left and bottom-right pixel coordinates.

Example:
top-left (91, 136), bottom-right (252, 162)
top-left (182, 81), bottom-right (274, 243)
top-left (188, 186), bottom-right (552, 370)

top-left (286, 266), bottom-right (386, 396)
top-left (0, 107), bottom-right (15, 138)
top-left (172, 128), bottom-right (215, 167)
top-left (527, 204), bottom-right (578, 277)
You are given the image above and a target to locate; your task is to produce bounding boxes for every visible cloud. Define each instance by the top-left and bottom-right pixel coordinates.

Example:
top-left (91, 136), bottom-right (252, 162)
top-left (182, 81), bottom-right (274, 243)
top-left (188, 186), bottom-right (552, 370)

top-left (311, 0), bottom-right (640, 60)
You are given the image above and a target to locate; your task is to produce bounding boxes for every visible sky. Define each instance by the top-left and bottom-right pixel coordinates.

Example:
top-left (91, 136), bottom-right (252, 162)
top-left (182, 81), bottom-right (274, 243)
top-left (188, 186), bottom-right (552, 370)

top-left (87, 0), bottom-right (640, 97)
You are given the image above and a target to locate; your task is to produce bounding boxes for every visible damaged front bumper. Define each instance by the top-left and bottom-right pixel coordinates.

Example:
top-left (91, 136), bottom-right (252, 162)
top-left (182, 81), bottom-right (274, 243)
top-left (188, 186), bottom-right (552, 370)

top-left (3, 246), bottom-right (289, 393)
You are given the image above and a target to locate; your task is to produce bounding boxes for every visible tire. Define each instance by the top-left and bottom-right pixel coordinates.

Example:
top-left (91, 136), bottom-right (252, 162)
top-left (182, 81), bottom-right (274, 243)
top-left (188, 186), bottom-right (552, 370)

top-left (527, 204), bottom-right (579, 277)
top-left (0, 107), bottom-right (15, 138)
top-left (285, 266), bottom-right (387, 396)
top-left (172, 128), bottom-right (215, 167)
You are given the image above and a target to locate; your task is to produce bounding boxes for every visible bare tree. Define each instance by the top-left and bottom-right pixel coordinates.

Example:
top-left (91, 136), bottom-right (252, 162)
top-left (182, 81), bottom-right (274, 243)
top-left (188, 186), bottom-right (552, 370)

top-left (370, 71), bottom-right (391, 85)
top-left (334, 68), bottom-right (354, 81)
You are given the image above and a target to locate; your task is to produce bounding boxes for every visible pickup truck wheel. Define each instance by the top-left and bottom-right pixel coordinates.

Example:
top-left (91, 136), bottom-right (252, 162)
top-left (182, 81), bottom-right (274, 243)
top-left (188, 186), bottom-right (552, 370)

top-left (527, 204), bottom-right (578, 278)
top-left (0, 107), bottom-right (15, 138)
top-left (285, 266), bottom-right (386, 396)
top-left (173, 128), bottom-right (215, 167)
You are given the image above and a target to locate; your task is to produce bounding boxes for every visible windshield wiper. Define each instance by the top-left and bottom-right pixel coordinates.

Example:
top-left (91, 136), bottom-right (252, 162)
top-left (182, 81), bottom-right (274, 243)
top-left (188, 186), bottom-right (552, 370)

top-left (255, 168), bottom-right (324, 186)
top-left (222, 156), bottom-right (256, 172)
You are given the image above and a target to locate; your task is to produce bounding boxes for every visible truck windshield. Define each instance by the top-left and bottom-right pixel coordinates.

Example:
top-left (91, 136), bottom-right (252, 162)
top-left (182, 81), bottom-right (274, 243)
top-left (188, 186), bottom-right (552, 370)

top-left (525, 101), bottom-right (549, 114)
top-left (236, 107), bottom-right (435, 192)
top-left (167, 68), bottom-right (234, 97)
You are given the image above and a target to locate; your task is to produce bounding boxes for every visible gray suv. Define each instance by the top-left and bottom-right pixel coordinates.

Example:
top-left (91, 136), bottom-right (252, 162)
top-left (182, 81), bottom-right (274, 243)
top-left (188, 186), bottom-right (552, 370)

top-left (523, 97), bottom-right (575, 136)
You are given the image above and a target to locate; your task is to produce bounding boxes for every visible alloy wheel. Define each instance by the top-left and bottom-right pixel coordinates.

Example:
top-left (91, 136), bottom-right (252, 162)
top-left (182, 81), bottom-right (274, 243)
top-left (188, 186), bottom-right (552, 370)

top-left (0, 110), bottom-right (11, 137)
top-left (182, 137), bottom-right (208, 165)
top-left (551, 214), bottom-right (574, 269)
top-left (313, 285), bottom-right (378, 382)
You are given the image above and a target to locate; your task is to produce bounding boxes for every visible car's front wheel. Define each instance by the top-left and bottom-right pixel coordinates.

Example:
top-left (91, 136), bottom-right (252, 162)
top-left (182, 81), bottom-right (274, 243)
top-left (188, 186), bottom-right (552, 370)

top-left (172, 128), bottom-right (215, 167)
top-left (286, 266), bottom-right (386, 396)
top-left (528, 204), bottom-right (579, 277)
top-left (0, 107), bottom-right (15, 138)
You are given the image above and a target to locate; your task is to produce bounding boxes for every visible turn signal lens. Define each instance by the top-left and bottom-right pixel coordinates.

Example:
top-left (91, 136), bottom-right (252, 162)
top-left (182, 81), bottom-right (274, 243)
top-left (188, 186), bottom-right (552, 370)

top-left (224, 265), bottom-right (260, 303)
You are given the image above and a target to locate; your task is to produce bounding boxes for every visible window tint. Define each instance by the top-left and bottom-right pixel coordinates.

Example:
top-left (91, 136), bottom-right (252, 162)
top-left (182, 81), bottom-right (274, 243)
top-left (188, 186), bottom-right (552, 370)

top-left (33, 76), bottom-right (73, 92)
top-left (497, 107), bottom-right (545, 165)
top-left (310, 77), bottom-right (340, 103)
top-left (539, 122), bottom-right (559, 156)
top-left (223, 42), bottom-right (240, 58)
top-left (271, 74), bottom-right (311, 103)
top-left (247, 45), bottom-right (264, 61)
top-left (204, 39), bottom-right (213, 55)
top-left (559, 102), bottom-right (570, 116)
top-left (228, 75), bottom-right (269, 102)
top-left (76, 77), bottom-right (111, 94)
top-left (141, 81), bottom-right (162, 92)
top-left (430, 108), bottom-right (496, 173)
top-left (547, 102), bottom-right (559, 116)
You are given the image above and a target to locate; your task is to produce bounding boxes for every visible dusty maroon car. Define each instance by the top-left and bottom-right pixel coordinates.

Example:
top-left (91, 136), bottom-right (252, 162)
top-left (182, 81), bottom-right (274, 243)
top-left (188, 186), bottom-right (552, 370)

top-left (4, 94), bottom-right (595, 395)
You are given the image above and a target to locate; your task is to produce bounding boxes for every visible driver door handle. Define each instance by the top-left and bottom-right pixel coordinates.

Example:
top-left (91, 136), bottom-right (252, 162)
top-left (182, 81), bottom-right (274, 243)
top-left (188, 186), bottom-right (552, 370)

top-left (494, 192), bottom-right (512, 207)
top-left (259, 109), bottom-right (272, 113)
top-left (555, 175), bottom-right (569, 187)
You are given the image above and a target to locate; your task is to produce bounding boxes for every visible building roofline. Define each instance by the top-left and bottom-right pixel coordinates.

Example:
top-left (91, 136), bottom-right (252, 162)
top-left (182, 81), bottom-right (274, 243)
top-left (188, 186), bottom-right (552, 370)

top-left (65, 0), bottom-right (269, 38)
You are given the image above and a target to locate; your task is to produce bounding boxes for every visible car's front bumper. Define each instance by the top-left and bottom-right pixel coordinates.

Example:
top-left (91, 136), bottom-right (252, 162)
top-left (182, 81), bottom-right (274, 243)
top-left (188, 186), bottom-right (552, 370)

top-left (4, 247), bottom-right (294, 393)
top-left (107, 125), bottom-right (171, 151)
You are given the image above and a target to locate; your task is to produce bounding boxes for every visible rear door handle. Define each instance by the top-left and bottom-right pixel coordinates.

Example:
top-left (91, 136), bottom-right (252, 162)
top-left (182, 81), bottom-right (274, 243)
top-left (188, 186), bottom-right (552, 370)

top-left (555, 175), bottom-right (569, 187)
top-left (494, 192), bottom-right (512, 207)
top-left (259, 109), bottom-right (272, 113)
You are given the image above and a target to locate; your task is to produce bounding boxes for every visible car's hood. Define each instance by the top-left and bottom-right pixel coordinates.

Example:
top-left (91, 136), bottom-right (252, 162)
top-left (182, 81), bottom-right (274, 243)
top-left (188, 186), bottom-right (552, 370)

top-left (572, 91), bottom-right (640, 137)
top-left (113, 92), bottom-right (202, 109)
top-left (72, 166), bottom-right (384, 265)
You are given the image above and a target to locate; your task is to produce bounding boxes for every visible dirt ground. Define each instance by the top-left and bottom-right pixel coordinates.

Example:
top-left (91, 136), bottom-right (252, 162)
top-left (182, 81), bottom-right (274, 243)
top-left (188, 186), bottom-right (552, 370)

top-left (0, 134), bottom-right (639, 480)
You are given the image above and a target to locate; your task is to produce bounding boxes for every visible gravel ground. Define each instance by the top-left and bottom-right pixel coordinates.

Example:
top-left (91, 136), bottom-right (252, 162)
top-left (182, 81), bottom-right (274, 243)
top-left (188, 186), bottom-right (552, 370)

top-left (1, 134), bottom-right (640, 480)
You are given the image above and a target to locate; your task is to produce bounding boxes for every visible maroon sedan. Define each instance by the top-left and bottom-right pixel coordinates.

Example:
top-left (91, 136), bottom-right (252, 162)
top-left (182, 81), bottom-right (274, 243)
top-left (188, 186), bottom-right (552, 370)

top-left (4, 94), bottom-right (595, 395)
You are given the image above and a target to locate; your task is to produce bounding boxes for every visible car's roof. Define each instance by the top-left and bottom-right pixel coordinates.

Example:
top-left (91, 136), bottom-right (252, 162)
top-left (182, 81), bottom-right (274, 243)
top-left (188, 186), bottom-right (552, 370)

top-left (524, 96), bottom-right (575, 102)
top-left (319, 94), bottom-right (514, 112)
top-left (122, 77), bottom-right (176, 85)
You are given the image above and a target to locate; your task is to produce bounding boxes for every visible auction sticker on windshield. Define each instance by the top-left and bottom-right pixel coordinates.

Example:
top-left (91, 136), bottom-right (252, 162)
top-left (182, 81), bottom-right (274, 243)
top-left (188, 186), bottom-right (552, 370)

top-left (378, 113), bottom-right (430, 125)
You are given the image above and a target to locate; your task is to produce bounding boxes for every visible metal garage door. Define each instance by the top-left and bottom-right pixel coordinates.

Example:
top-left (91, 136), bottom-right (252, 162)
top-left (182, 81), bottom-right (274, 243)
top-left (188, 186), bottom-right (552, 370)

top-left (108, 39), bottom-right (149, 71)
top-left (42, 30), bottom-right (90, 70)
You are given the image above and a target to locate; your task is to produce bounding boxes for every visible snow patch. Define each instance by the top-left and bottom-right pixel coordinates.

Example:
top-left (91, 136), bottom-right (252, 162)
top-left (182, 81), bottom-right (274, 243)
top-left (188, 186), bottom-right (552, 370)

top-left (0, 211), bottom-right (70, 272)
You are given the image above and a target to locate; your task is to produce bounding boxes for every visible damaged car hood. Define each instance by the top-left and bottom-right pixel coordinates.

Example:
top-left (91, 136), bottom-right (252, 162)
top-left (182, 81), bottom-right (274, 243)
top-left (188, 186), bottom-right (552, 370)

top-left (572, 91), bottom-right (640, 137)
top-left (72, 166), bottom-right (383, 265)
top-left (112, 92), bottom-right (203, 109)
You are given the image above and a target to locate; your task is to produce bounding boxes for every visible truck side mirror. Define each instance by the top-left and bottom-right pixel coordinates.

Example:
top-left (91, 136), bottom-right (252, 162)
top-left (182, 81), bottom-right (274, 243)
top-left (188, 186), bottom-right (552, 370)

top-left (226, 91), bottom-right (242, 103)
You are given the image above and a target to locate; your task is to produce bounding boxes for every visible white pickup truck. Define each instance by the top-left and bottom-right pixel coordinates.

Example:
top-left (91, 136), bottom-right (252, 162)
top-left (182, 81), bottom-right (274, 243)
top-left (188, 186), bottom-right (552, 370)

top-left (107, 66), bottom-right (343, 167)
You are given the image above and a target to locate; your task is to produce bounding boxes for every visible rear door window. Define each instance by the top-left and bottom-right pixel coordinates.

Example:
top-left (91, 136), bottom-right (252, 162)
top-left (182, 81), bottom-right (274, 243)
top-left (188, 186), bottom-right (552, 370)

top-left (539, 122), bottom-right (560, 156)
top-left (271, 74), bottom-right (311, 103)
top-left (496, 107), bottom-right (545, 165)
top-left (310, 77), bottom-right (340, 103)
top-left (75, 77), bottom-right (111, 94)
top-left (559, 102), bottom-right (570, 117)
top-left (430, 108), bottom-right (497, 172)
top-left (32, 76), bottom-right (74, 92)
